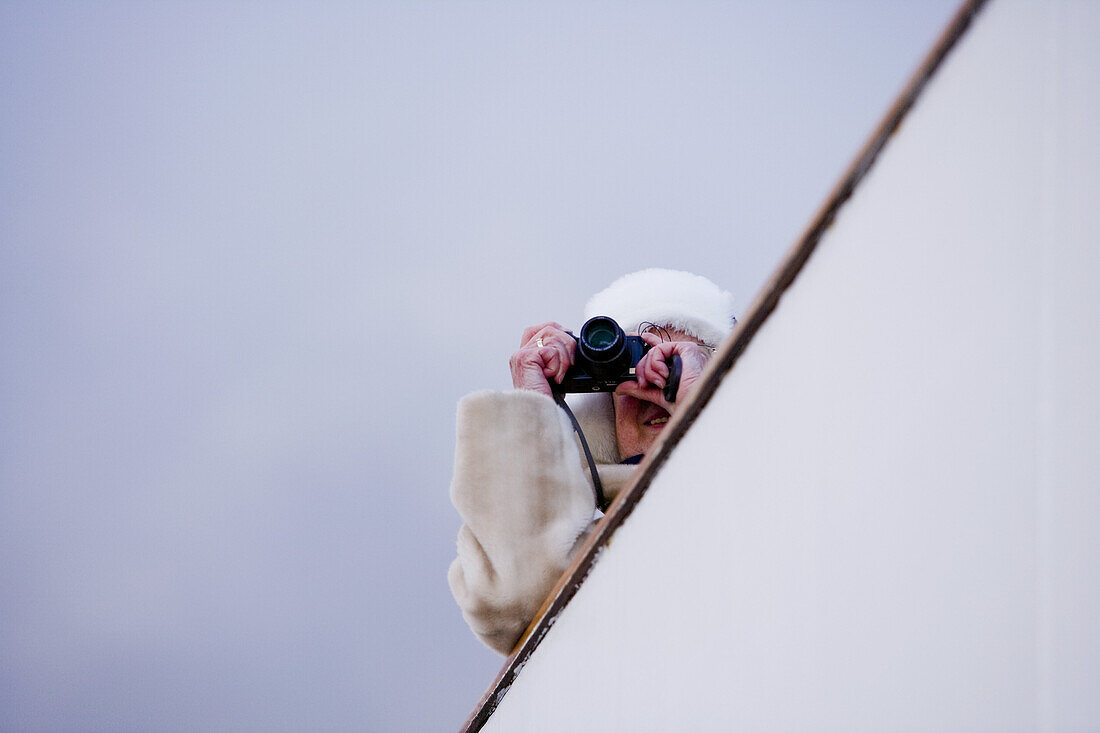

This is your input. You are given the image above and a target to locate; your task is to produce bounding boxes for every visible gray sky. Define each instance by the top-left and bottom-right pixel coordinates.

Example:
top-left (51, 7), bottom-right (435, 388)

top-left (1, 2), bottom-right (957, 730)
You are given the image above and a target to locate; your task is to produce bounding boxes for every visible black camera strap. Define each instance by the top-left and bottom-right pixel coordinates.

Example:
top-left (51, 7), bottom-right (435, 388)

top-left (552, 392), bottom-right (609, 512)
top-left (550, 354), bottom-right (682, 513)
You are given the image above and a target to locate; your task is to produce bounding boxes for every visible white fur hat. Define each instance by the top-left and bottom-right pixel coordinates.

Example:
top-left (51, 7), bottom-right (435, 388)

top-left (582, 268), bottom-right (736, 347)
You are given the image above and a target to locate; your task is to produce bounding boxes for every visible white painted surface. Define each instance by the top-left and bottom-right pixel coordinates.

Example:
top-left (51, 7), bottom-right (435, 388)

top-left (484, 0), bottom-right (1100, 730)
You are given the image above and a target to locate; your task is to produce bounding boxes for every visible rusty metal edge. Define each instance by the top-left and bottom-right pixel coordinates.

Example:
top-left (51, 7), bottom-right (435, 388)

top-left (458, 0), bottom-right (989, 729)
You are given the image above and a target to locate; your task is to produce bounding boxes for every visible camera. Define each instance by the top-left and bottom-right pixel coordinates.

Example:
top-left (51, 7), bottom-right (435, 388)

top-left (554, 316), bottom-right (681, 401)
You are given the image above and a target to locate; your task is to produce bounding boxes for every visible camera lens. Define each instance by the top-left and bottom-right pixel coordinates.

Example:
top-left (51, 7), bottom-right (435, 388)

top-left (578, 316), bottom-right (629, 377)
top-left (585, 323), bottom-right (618, 349)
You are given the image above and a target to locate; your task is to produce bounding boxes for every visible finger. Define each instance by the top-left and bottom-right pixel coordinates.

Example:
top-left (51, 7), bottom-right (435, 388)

top-left (533, 329), bottom-right (575, 383)
top-left (539, 347), bottom-right (561, 380)
top-left (553, 342), bottom-right (572, 384)
top-left (532, 325), bottom-right (574, 354)
top-left (529, 344), bottom-right (571, 386)
top-left (653, 343), bottom-right (681, 383)
top-left (642, 355), bottom-right (669, 388)
top-left (640, 340), bottom-right (670, 372)
top-left (634, 347), bottom-right (650, 388)
top-left (521, 322), bottom-right (566, 347)
top-left (520, 326), bottom-right (540, 345)
top-left (635, 349), bottom-right (653, 388)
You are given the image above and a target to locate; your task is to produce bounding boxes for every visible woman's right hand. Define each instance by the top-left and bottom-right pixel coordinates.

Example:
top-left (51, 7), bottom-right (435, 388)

top-left (509, 322), bottom-right (577, 397)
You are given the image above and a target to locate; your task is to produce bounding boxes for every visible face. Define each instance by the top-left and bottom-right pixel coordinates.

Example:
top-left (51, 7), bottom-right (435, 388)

top-left (612, 328), bottom-right (703, 459)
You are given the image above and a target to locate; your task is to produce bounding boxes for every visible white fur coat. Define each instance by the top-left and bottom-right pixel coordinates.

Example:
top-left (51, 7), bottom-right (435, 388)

top-left (447, 389), bottom-right (636, 654)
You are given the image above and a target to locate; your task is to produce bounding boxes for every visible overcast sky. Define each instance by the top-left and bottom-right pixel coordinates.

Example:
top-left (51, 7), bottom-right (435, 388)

top-left (2, 2), bottom-right (958, 730)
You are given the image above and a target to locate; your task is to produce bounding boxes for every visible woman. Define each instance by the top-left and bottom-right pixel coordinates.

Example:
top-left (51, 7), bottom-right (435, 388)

top-left (448, 268), bottom-right (736, 653)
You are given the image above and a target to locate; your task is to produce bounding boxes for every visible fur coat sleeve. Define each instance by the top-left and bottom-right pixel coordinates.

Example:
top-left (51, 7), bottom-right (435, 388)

top-left (446, 389), bottom-right (635, 655)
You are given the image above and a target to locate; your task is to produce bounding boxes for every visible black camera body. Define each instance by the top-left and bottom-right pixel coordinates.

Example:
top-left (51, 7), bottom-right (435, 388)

top-left (555, 316), bottom-right (649, 394)
top-left (554, 316), bottom-right (681, 402)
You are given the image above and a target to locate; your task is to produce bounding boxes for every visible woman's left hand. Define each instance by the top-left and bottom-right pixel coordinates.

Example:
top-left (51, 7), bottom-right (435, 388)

top-left (632, 332), bottom-right (714, 405)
